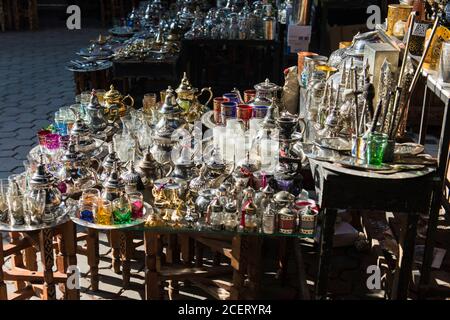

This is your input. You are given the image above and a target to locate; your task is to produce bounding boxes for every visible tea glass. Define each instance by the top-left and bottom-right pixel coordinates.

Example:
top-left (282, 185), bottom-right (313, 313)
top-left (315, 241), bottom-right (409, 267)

top-left (112, 198), bottom-right (132, 225)
top-left (79, 188), bottom-right (100, 223)
top-left (221, 101), bottom-right (238, 125)
top-left (243, 89), bottom-right (256, 103)
top-left (45, 133), bottom-right (61, 153)
top-left (95, 198), bottom-right (113, 225)
top-left (223, 93), bottom-right (240, 104)
top-left (213, 97), bottom-right (229, 125)
top-left (0, 180), bottom-right (8, 223)
top-left (96, 89), bottom-right (106, 106)
top-left (24, 190), bottom-right (46, 225)
top-left (366, 133), bottom-right (389, 166)
top-left (252, 105), bottom-right (269, 119)
top-left (143, 93), bottom-right (157, 113)
top-left (7, 194), bottom-right (25, 226)
top-left (237, 104), bottom-right (253, 130)
top-left (37, 129), bottom-right (51, 152)
top-left (128, 192), bottom-right (144, 219)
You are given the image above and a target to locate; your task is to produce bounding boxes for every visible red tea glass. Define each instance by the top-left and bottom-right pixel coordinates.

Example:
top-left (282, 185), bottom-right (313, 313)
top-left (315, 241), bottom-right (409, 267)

top-left (243, 90), bottom-right (256, 103)
top-left (237, 104), bottom-right (253, 130)
top-left (45, 133), bottom-right (60, 152)
top-left (213, 97), bottom-right (229, 125)
top-left (37, 129), bottom-right (51, 149)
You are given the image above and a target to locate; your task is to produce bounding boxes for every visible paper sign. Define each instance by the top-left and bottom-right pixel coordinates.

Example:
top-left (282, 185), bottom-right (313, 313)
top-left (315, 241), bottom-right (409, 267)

top-left (287, 25), bottom-right (312, 54)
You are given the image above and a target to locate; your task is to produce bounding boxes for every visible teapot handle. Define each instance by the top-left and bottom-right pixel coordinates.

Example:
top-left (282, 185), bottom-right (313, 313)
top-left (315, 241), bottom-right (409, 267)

top-left (122, 94), bottom-right (135, 107)
top-left (162, 162), bottom-right (173, 177)
top-left (90, 157), bottom-right (101, 172)
top-left (196, 87), bottom-right (213, 107)
top-left (298, 118), bottom-right (307, 135)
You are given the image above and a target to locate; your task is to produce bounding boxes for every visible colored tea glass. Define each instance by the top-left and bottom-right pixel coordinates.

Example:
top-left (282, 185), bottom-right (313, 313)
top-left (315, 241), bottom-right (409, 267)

top-left (213, 97), bottom-right (229, 125)
top-left (252, 105), bottom-right (269, 119)
top-left (366, 133), bottom-right (389, 166)
top-left (95, 199), bottom-right (113, 225)
top-left (80, 189), bottom-right (100, 223)
top-left (128, 192), bottom-right (144, 219)
top-left (223, 93), bottom-right (240, 104)
top-left (112, 198), bottom-right (132, 225)
top-left (237, 104), bottom-right (253, 130)
top-left (221, 101), bottom-right (238, 125)
top-left (45, 133), bottom-right (60, 152)
top-left (243, 89), bottom-right (256, 103)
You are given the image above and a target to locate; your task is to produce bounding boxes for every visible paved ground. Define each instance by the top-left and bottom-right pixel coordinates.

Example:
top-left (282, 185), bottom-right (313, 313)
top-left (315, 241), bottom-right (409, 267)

top-left (0, 27), bottom-right (107, 178)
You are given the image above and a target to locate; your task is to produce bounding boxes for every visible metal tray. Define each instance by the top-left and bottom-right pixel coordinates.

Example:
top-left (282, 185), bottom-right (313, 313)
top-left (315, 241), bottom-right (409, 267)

top-left (69, 201), bottom-right (153, 230)
top-left (0, 205), bottom-right (69, 232)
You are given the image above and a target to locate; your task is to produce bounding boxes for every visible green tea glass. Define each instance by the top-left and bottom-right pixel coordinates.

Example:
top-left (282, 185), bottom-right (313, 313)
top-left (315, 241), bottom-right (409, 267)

top-left (366, 133), bottom-right (388, 166)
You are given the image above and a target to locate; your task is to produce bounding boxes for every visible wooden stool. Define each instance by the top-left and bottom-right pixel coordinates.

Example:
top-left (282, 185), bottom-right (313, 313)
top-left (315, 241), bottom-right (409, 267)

top-left (75, 227), bottom-right (141, 291)
top-left (11, 0), bottom-right (38, 31)
top-left (73, 69), bottom-right (112, 95)
top-left (0, 220), bottom-right (79, 300)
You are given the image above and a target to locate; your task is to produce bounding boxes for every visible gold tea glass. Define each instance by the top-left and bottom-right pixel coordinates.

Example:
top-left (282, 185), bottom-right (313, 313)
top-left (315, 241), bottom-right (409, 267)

top-left (96, 89), bottom-right (106, 106)
top-left (95, 198), bottom-right (113, 225)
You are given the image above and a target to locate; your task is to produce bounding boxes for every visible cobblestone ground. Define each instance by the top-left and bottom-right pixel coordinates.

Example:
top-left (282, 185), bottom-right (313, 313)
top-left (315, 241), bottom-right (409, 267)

top-left (0, 27), bottom-right (106, 178)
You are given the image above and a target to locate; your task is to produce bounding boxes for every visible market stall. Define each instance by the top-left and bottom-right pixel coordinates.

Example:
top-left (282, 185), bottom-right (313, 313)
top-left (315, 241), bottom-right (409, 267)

top-left (1, 0), bottom-right (450, 301)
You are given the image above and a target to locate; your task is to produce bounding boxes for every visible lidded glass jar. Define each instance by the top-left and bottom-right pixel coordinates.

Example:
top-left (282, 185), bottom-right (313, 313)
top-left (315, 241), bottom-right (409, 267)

top-left (207, 197), bottom-right (224, 230)
top-left (223, 202), bottom-right (238, 231)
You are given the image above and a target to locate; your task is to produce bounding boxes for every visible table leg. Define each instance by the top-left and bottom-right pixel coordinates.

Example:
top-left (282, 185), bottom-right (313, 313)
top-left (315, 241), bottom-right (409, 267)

top-left (110, 230), bottom-right (121, 274)
top-left (294, 238), bottom-right (311, 300)
top-left (420, 99), bottom-right (450, 297)
top-left (40, 228), bottom-right (56, 300)
top-left (396, 212), bottom-right (419, 300)
top-left (144, 232), bottom-right (162, 300)
top-left (119, 231), bottom-right (132, 289)
top-left (0, 233), bottom-right (7, 300)
top-left (24, 246), bottom-right (37, 271)
top-left (276, 238), bottom-right (289, 283)
top-left (86, 228), bottom-right (99, 291)
top-left (230, 235), bottom-right (248, 300)
top-left (10, 232), bottom-right (25, 291)
top-left (315, 208), bottom-right (337, 300)
top-left (62, 221), bottom-right (79, 300)
top-left (246, 236), bottom-right (263, 299)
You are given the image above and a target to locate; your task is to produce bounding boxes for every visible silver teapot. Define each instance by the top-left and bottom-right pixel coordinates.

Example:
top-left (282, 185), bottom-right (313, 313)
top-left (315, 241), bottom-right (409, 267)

top-left (86, 89), bottom-right (108, 133)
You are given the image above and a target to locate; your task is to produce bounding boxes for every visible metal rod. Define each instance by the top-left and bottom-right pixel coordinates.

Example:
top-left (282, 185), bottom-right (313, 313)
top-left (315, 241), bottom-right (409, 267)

top-left (408, 16), bottom-right (440, 95)
top-left (370, 100), bottom-right (383, 133)
top-left (393, 12), bottom-right (417, 112)
top-left (380, 91), bottom-right (393, 133)
top-left (389, 87), bottom-right (403, 139)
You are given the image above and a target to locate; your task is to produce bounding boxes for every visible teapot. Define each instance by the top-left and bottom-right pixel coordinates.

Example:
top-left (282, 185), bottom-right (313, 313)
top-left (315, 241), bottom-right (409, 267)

top-left (70, 115), bottom-right (97, 154)
top-left (135, 146), bottom-right (169, 188)
top-left (276, 112), bottom-right (307, 141)
top-left (100, 141), bottom-right (124, 182)
top-left (29, 156), bottom-right (62, 221)
top-left (249, 78), bottom-right (282, 107)
top-left (175, 72), bottom-right (213, 116)
top-left (102, 162), bottom-right (125, 201)
top-left (86, 89), bottom-right (108, 133)
top-left (103, 85), bottom-right (134, 120)
top-left (58, 141), bottom-right (98, 196)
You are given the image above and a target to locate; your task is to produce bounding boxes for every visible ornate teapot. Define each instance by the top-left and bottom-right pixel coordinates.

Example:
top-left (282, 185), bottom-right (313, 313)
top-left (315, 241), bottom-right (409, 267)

top-left (102, 162), bottom-right (125, 201)
top-left (29, 156), bottom-right (62, 221)
top-left (103, 85), bottom-right (134, 120)
top-left (86, 89), bottom-right (108, 133)
top-left (58, 141), bottom-right (98, 196)
top-left (135, 146), bottom-right (168, 188)
top-left (249, 78), bottom-right (282, 107)
top-left (276, 112), bottom-right (307, 140)
top-left (175, 72), bottom-right (213, 120)
top-left (70, 115), bottom-right (97, 154)
top-left (100, 141), bottom-right (124, 182)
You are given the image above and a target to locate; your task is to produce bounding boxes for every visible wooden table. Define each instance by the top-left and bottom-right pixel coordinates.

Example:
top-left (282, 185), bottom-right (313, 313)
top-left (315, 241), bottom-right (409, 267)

top-left (309, 159), bottom-right (436, 300)
top-left (143, 229), bottom-right (311, 301)
top-left (0, 219), bottom-right (79, 300)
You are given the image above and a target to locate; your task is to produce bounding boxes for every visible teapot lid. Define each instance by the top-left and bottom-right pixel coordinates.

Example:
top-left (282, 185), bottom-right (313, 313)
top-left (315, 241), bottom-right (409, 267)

top-left (209, 197), bottom-right (223, 212)
top-left (274, 191), bottom-right (295, 203)
top-left (71, 116), bottom-right (91, 136)
top-left (262, 184), bottom-right (275, 195)
top-left (87, 89), bottom-right (102, 110)
top-left (261, 97), bottom-right (280, 128)
top-left (175, 72), bottom-right (196, 94)
top-left (30, 155), bottom-right (50, 188)
top-left (159, 86), bottom-right (181, 115)
top-left (104, 84), bottom-right (122, 101)
top-left (121, 161), bottom-right (141, 184)
top-left (137, 147), bottom-right (159, 170)
top-left (103, 141), bottom-right (120, 169)
top-left (206, 148), bottom-right (226, 170)
top-left (104, 162), bottom-right (124, 189)
top-left (154, 177), bottom-right (187, 190)
top-left (254, 78), bottom-right (282, 92)
top-left (61, 142), bottom-right (80, 163)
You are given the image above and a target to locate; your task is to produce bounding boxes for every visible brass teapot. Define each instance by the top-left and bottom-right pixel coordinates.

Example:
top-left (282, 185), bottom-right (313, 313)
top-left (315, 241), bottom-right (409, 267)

top-left (175, 72), bottom-right (213, 122)
top-left (103, 85), bottom-right (135, 120)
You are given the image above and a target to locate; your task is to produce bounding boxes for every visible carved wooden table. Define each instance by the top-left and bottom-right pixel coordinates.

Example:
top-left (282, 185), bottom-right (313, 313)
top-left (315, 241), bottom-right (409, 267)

top-left (309, 159), bottom-right (436, 300)
top-left (0, 218), bottom-right (79, 300)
